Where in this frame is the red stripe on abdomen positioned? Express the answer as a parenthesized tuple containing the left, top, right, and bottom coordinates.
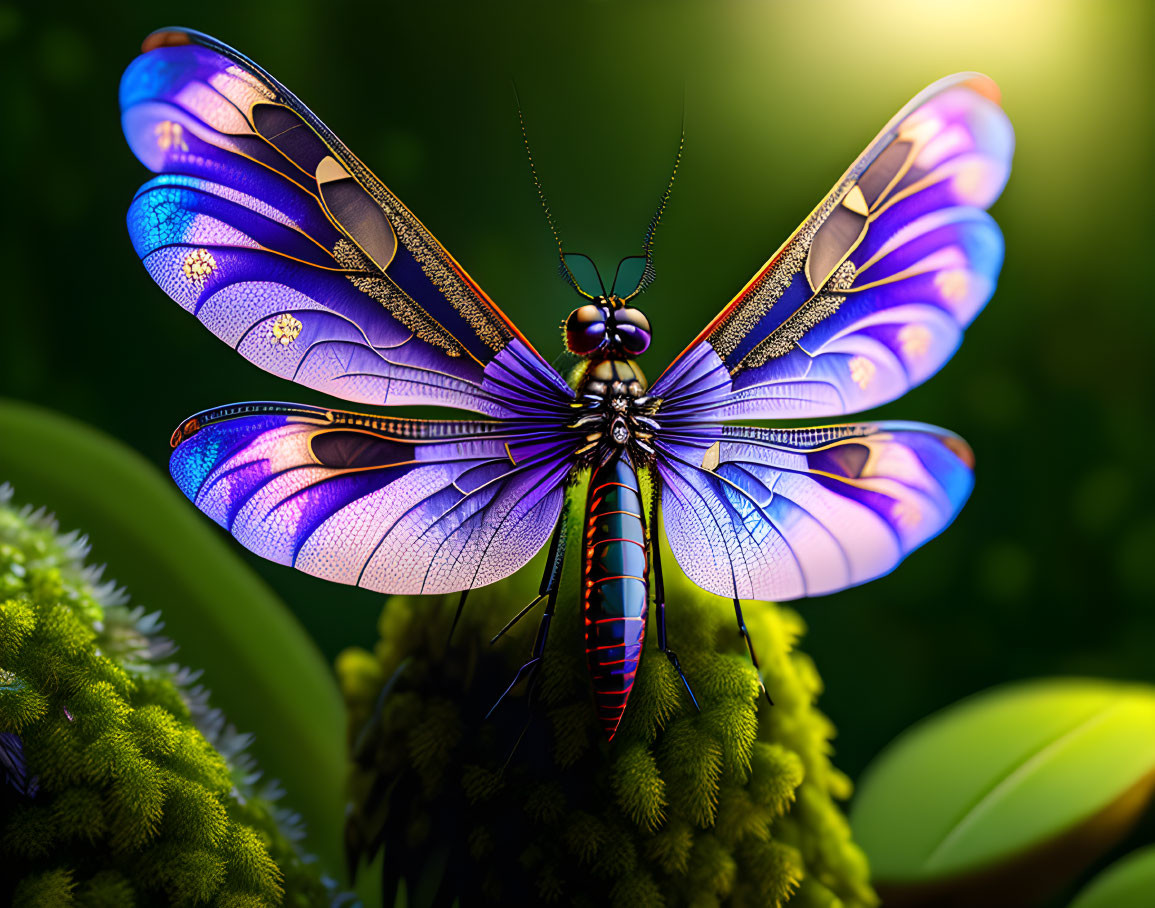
(582, 452, 648, 740)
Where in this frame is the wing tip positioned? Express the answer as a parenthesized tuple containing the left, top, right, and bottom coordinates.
(961, 73, 1003, 107)
(141, 28, 195, 54)
(929, 71, 1003, 107)
(169, 401, 331, 450)
(878, 421, 977, 472)
(942, 433, 976, 471)
(170, 414, 201, 448)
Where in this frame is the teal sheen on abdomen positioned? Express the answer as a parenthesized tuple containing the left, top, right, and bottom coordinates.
(582, 450, 648, 740)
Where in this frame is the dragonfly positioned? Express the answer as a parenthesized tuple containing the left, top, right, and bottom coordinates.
(121, 28, 1012, 739)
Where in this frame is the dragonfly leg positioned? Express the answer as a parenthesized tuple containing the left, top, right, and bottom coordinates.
(446, 589, 469, 646)
(655, 591, 700, 712)
(646, 488, 699, 711)
(731, 596, 774, 706)
(485, 589, 556, 719)
(485, 515, 567, 719)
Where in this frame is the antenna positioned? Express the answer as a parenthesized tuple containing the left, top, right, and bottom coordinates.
(628, 108, 684, 300)
(513, 83, 593, 299)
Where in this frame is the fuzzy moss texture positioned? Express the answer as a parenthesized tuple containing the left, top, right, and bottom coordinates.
(0, 486, 337, 907)
(341, 489, 878, 908)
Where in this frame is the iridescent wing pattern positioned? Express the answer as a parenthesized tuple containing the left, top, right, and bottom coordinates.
(652, 73, 1013, 421)
(650, 74, 1011, 600)
(121, 26, 1009, 696)
(121, 28, 572, 418)
(655, 423, 974, 601)
(168, 403, 580, 594)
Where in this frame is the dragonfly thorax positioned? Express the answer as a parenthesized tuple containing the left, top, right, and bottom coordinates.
(571, 359, 659, 460)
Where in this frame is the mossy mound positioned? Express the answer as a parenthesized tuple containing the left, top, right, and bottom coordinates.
(0, 485, 338, 907)
(341, 506, 876, 908)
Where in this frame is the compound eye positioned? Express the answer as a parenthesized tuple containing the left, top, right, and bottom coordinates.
(565, 304, 608, 355)
(613, 307, 652, 355)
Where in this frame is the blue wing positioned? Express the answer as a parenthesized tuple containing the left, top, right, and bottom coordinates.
(653, 73, 1013, 422)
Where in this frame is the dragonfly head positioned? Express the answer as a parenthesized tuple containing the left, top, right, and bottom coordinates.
(564, 297, 651, 358)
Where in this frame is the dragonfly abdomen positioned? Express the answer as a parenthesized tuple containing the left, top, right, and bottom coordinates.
(582, 451, 648, 740)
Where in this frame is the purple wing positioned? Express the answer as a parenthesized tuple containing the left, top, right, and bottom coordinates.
(655, 423, 974, 601)
(169, 402, 581, 594)
(652, 73, 1013, 421)
(121, 28, 572, 419)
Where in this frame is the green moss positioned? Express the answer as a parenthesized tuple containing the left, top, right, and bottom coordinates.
(0, 486, 339, 906)
(341, 492, 877, 907)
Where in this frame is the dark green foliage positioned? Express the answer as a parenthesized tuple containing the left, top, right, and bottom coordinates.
(0, 487, 337, 906)
(341, 494, 876, 907)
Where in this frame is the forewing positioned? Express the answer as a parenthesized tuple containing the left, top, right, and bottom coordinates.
(656, 423, 974, 601)
(653, 74, 1012, 421)
(169, 402, 580, 594)
(121, 28, 572, 418)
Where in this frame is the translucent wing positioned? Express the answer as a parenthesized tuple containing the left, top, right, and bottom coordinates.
(560, 253, 606, 298)
(611, 256, 648, 299)
(653, 74, 1013, 420)
(121, 28, 572, 418)
(169, 402, 580, 594)
(655, 423, 974, 601)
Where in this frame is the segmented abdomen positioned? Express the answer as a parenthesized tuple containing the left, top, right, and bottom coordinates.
(583, 452, 648, 740)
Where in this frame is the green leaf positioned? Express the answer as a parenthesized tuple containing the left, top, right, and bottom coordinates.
(1069, 845, 1155, 908)
(850, 678, 1155, 904)
(0, 398, 345, 874)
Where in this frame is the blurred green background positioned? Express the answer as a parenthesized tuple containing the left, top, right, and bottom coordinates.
(1, 0, 1152, 796)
